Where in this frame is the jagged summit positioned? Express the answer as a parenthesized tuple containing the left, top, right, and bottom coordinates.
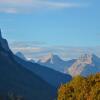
(79, 54, 92, 59)
(0, 29, 2, 38)
(0, 29, 10, 51)
(78, 53, 99, 64)
(38, 53, 62, 64)
(38, 53, 53, 63)
(38, 53, 71, 73)
(15, 52, 27, 61)
(68, 53, 100, 76)
(78, 53, 93, 64)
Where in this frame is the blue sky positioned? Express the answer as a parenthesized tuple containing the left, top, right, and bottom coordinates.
(0, 0, 100, 60)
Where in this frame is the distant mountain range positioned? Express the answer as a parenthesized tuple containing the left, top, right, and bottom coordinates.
(37, 53, 100, 77)
(15, 52, 72, 88)
(16, 51, 100, 77)
(38, 53, 75, 73)
(0, 29, 72, 100)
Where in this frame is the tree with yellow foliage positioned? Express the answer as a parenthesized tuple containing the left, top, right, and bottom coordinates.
(58, 73, 100, 100)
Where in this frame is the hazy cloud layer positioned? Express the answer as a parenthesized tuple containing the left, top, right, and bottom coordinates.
(0, 0, 87, 13)
(9, 41, 100, 61)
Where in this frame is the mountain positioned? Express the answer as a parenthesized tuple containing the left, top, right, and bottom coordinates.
(28, 59, 35, 63)
(38, 53, 76, 73)
(0, 29, 56, 100)
(0, 30, 10, 52)
(38, 53, 100, 77)
(16, 52, 36, 63)
(68, 54, 100, 76)
(15, 54, 72, 88)
(15, 52, 27, 61)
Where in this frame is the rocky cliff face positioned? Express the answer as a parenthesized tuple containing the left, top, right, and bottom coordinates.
(0, 29, 10, 51)
(68, 54, 100, 76)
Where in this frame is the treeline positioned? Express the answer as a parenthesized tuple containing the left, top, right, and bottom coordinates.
(58, 73, 100, 100)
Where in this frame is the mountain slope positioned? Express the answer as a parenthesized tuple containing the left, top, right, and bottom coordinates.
(0, 30, 56, 100)
(68, 54, 100, 76)
(15, 54, 72, 88)
(15, 52, 27, 61)
(38, 53, 100, 77)
(38, 53, 75, 73)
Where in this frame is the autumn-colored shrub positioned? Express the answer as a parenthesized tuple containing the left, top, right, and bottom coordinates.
(58, 73, 100, 100)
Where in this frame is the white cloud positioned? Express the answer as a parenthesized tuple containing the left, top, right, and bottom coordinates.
(9, 41, 45, 52)
(9, 41, 100, 61)
(0, 0, 33, 4)
(39, 1, 82, 9)
(0, 8, 17, 13)
(0, 0, 86, 13)
(12, 47, 43, 52)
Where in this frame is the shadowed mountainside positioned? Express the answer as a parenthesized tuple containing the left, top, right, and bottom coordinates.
(0, 30, 56, 100)
(15, 53, 72, 88)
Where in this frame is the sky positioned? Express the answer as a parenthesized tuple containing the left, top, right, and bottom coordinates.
(0, 0, 100, 60)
